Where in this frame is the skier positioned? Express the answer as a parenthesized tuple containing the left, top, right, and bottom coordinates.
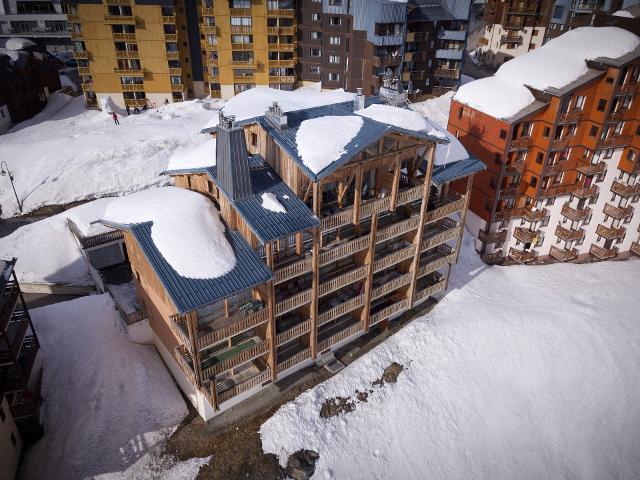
(112, 112, 119, 125)
(164, 98, 169, 105)
(126, 105, 130, 116)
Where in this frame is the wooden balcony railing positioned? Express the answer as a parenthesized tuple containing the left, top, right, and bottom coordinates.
(373, 245, 416, 273)
(555, 225, 585, 242)
(320, 236, 369, 266)
(162, 15, 176, 24)
(319, 266, 368, 297)
(424, 195, 465, 223)
(104, 14, 135, 23)
(202, 339, 271, 377)
(549, 246, 578, 262)
(422, 225, 460, 251)
(174, 345, 197, 384)
(433, 67, 460, 79)
(200, 6, 215, 15)
(508, 247, 537, 264)
(1, 284, 20, 331)
(268, 59, 296, 68)
(500, 34, 523, 44)
(275, 289, 312, 316)
(561, 203, 591, 221)
(513, 227, 540, 244)
(549, 137, 569, 150)
(269, 75, 296, 84)
(318, 295, 365, 326)
(318, 323, 362, 352)
(198, 307, 269, 350)
(267, 8, 295, 17)
(572, 185, 598, 198)
(509, 137, 531, 150)
(113, 67, 143, 75)
(589, 244, 619, 260)
(121, 83, 144, 91)
(72, 50, 90, 59)
(321, 207, 354, 232)
(217, 368, 271, 404)
(277, 348, 312, 374)
(576, 161, 605, 176)
(115, 51, 139, 60)
(397, 185, 423, 206)
(418, 250, 456, 277)
(603, 203, 633, 219)
(481, 250, 504, 264)
(370, 298, 409, 326)
(413, 279, 446, 303)
(201, 25, 217, 34)
(611, 180, 640, 197)
(361, 196, 392, 219)
(630, 241, 640, 257)
(376, 216, 420, 243)
(276, 319, 312, 346)
(615, 83, 638, 95)
(595, 224, 625, 240)
(371, 273, 412, 300)
(478, 229, 507, 244)
(598, 135, 632, 149)
(112, 32, 136, 41)
(274, 257, 312, 284)
(559, 111, 582, 123)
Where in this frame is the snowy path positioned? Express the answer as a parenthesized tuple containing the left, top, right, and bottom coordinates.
(21, 294, 208, 480)
(261, 232, 640, 480)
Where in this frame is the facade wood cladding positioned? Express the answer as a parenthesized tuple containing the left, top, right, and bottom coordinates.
(449, 53, 640, 265)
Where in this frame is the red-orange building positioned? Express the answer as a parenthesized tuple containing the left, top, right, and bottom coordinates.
(449, 26, 640, 264)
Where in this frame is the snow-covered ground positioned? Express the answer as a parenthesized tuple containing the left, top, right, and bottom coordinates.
(261, 231, 640, 479)
(22, 294, 209, 480)
(0, 92, 221, 218)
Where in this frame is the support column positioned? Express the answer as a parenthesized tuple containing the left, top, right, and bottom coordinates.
(353, 165, 363, 225)
(361, 213, 378, 332)
(453, 174, 475, 263)
(310, 227, 320, 358)
(390, 155, 401, 212)
(185, 310, 203, 387)
(265, 242, 278, 382)
(408, 144, 435, 308)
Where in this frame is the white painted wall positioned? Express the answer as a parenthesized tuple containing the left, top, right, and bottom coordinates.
(0, 396, 23, 480)
(478, 24, 547, 67)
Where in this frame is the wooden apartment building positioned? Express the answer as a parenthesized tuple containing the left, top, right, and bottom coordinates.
(449, 27, 640, 264)
(106, 93, 483, 419)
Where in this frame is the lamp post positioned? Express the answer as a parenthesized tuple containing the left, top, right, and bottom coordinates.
(0, 161, 22, 214)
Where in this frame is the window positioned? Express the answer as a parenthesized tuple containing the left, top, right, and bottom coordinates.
(328, 72, 340, 81)
(310, 65, 320, 74)
(568, 124, 577, 136)
(530, 176, 538, 187)
(499, 129, 507, 139)
(328, 55, 340, 63)
(311, 13, 321, 21)
(605, 77, 614, 84)
(536, 153, 543, 164)
(329, 0, 343, 5)
(521, 122, 532, 136)
(484, 200, 492, 211)
(458, 107, 464, 119)
(230, 17, 252, 26)
(329, 36, 341, 45)
(494, 153, 501, 165)
(597, 99, 607, 111)
(543, 126, 550, 137)
(628, 150, 636, 161)
(574, 95, 585, 110)
(330, 17, 341, 26)
(310, 48, 321, 57)
(589, 126, 598, 137)
(310, 31, 322, 40)
(251, 132, 258, 147)
(231, 34, 252, 44)
(553, 5, 564, 18)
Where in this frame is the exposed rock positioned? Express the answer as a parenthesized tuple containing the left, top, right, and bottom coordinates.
(319, 396, 355, 418)
(286, 449, 320, 480)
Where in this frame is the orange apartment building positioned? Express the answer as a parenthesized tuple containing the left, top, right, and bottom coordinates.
(449, 26, 640, 264)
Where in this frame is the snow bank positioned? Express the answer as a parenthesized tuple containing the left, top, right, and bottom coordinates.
(202, 87, 355, 129)
(21, 294, 190, 480)
(103, 187, 235, 279)
(356, 104, 429, 131)
(261, 232, 640, 480)
(612, 9, 634, 16)
(0, 94, 219, 218)
(166, 137, 216, 171)
(296, 116, 363, 174)
(5, 37, 36, 50)
(411, 91, 454, 129)
(261, 192, 286, 213)
(454, 76, 536, 119)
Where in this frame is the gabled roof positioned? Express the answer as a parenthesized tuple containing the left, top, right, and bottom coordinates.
(126, 222, 272, 314)
(430, 156, 486, 186)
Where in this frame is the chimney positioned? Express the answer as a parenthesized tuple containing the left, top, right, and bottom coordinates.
(215, 113, 253, 201)
(265, 101, 288, 130)
(354, 87, 365, 111)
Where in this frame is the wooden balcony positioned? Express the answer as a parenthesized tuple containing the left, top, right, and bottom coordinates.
(595, 224, 625, 241)
(373, 245, 416, 273)
(433, 67, 460, 79)
(104, 14, 135, 24)
(274, 257, 312, 284)
(112, 32, 136, 41)
(230, 25, 253, 34)
(561, 203, 591, 221)
(549, 246, 578, 262)
(321, 207, 353, 232)
(418, 247, 456, 277)
(611, 180, 640, 197)
(478, 228, 507, 245)
(319, 266, 368, 297)
(360, 195, 392, 218)
(202, 339, 271, 377)
(275, 289, 312, 316)
(572, 185, 598, 199)
(197, 307, 269, 351)
(318, 295, 365, 326)
(317, 322, 362, 352)
(630, 242, 640, 257)
(175, 345, 197, 385)
(376, 216, 420, 243)
(424, 195, 465, 223)
(69, 31, 83, 40)
(67, 14, 79, 22)
(162, 15, 176, 24)
(268, 59, 295, 68)
(320, 236, 369, 266)
(413, 278, 446, 303)
(509, 137, 531, 150)
(200, 6, 215, 15)
(397, 185, 424, 206)
(123, 98, 147, 107)
(269, 75, 296, 84)
(267, 26, 295, 35)
(372, 272, 412, 300)
(508, 247, 537, 264)
(550, 137, 569, 150)
(81, 82, 93, 92)
(77, 66, 91, 75)
(555, 225, 585, 242)
(276, 319, 312, 346)
(603, 203, 633, 219)
(166, 51, 180, 59)
(277, 348, 311, 374)
(513, 227, 541, 244)
(217, 367, 271, 404)
(498, 185, 518, 198)
(164, 33, 178, 41)
(598, 135, 632, 149)
(576, 161, 605, 176)
(543, 163, 562, 175)
(422, 223, 460, 251)
(539, 184, 575, 198)
(520, 207, 549, 222)
(72, 50, 90, 60)
(615, 83, 638, 95)
(504, 160, 525, 175)
(558, 111, 582, 123)
(481, 250, 504, 265)
(370, 298, 409, 326)
(589, 244, 619, 260)
(233, 75, 254, 83)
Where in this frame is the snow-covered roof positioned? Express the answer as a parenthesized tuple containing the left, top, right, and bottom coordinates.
(355, 104, 432, 132)
(4, 37, 36, 51)
(454, 27, 640, 119)
(165, 137, 216, 172)
(612, 9, 634, 17)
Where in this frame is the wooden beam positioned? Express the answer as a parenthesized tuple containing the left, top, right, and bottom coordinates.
(265, 242, 277, 381)
(185, 311, 203, 388)
(408, 144, 435, 308)
(453, 174, 474, 264)
(312, 182, 322, 217)
(361, 213, 378, 332)
(353, 165, 363, 225)
(310, 228, 320, 358)
(295, 232, 303, 256)
(210, 378, 220, 412)
(303, 182, 313, 203)
(390, 155, 402, 212)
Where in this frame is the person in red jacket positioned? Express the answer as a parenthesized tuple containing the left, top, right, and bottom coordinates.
(112, 112, 119, 125)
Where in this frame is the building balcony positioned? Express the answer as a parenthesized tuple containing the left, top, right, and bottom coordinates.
(1, 335, 39, 393)
(503, 19, 525, 30)
(379, 54, 402, 67)
(268, 43, 295, 52)
(630, 241, 640, 257)
(274, 257, 312, 284)
(81, 82, 93, 92)
(615, 83, 638, 96)
(481, 250, 504, 265)
(201, 337, 271, 378)
(371, 271, 412, 301)
(596, 224, 625, 241)
(317, 319, 362, 352)
(104, 14, 135, 24)
(72, 50, 90, 60)
(112, 32, 136, 41)
(558, 111, 582, 123)
(550, 137, 569, 150)
(164, 33, 178, 41)
(166, 51, 180, 59)
(507, 3, 538, 14)
(67, 14, 79, 22)
(504, 159, 525, 175)
(277, 347, 311, 374)
(571, 1, 602, 12)
(413, 272, 447, 303)
(162, 15, 175, 24)
(555, 224, 585, 242)
(500, 34, 523, 44)
(201, 24, 217, 34)
(318, 292, 365, 327)
(421, 218, 460, 251)
(120, 83, 144, 91)
(195, 306, 269, 352)
(267, 8, 295, 17)
(478, 229, 507, 244)
(69, 31, 83, 40)
(374, 243, 416, 273)
(276, 288, 312, 317)
(123, 98, 148, 107)
(268, 58, 295, 68)
(433, 67, 460, 79)
(200, 6, 215, 15)
(402, 70, 425, 82)
(171, 83, 184, 92)
(509, 137, 531, 150)
(267, 26, 295, 35)
(319, 265, 368, 298)
(589, 244, 619, 260)
(0, 282, 19, 332)
(230, 25, 253, 34)
(231, 43, 253, 51)
(406, 31, 427, 43)
(543, 163, 562, 175)
(598, 135, 632, 149)
(113, 67, 143, 75)
(521, 207, 549, 222)
(576, 161, 605, 176)
(369, 297, 409, 326)
(115, 50, 139, 59)
(269, 75, 295, 84)
(216, 365, 271, 404)
(418, 244, 456, 278)
(276, 318, 312, 346)
(549, 246, 578, 262)
(513, 227, 541, 244)
(611, 180, 640, 197)
(603, 203, 633, 220)
(424, 193, 465, 223)
(561, 203, 591, 221)
(508, 247, 537, 264)
(403, 51, 425, 62)
(498, 184, 518, 198)
(168, 67, 182, 76)
(572, 185, 598, 199)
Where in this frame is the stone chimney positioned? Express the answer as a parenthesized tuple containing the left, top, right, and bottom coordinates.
(353, 88, 365, 111)
(265, 101, 288, 130)
(215, 113, 253, 201)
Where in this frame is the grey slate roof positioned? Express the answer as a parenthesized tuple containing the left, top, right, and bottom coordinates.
(128, 222, 272, 314)
(430, 156, 486, 186)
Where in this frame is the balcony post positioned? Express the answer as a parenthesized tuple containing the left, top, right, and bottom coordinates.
(210, 377, 220, 412)
(390, 154, 401, 212)
(408, 143, 435, 307)
(185, 310, 203, 387)
(453, 174, 474, 264)
(265, 242, 278, 382)
(361, 213, 378, 332)
(310, 227, 320, 358)
(353, 165, 363, 225)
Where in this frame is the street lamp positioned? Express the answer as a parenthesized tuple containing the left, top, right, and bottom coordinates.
(0, 161, 22, 214)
